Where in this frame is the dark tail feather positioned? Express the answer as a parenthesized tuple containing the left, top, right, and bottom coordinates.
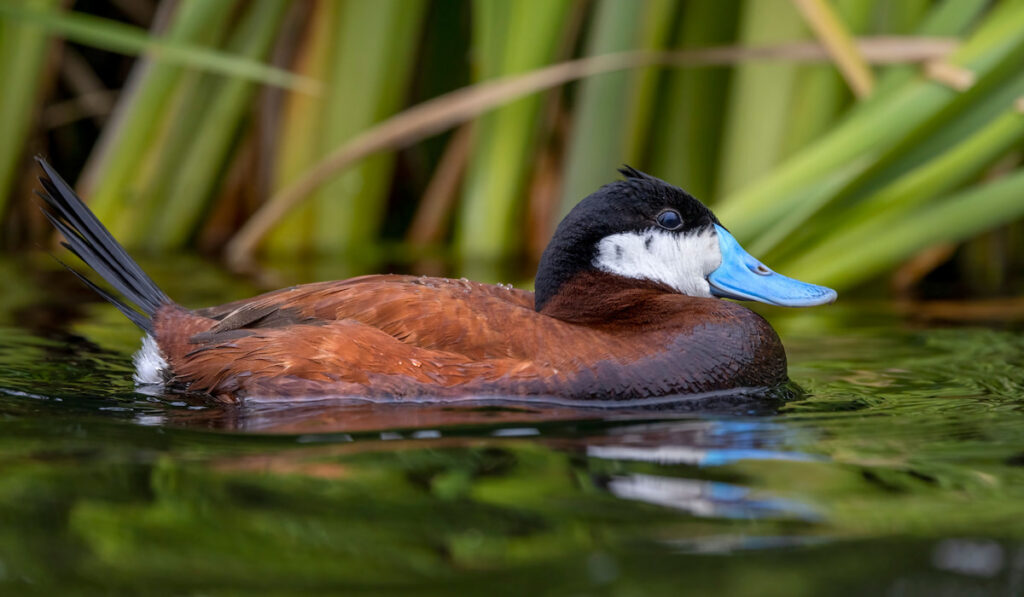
(35, 157, 171, 333)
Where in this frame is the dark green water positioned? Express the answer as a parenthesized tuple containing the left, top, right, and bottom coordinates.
(1, 255, 1023, 595)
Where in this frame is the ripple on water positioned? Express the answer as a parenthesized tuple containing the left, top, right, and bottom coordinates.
(1, 265, 1023, 594)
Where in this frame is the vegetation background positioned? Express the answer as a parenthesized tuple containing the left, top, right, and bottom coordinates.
(1, 0, 1023, 299)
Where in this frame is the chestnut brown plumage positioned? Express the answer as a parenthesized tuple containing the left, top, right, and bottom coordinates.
(148, 272, 785, 401)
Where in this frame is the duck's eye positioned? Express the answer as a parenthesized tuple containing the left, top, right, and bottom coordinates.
(656, 209, 683, 231)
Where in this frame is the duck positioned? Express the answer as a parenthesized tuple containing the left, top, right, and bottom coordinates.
(35, 158, 835, 403)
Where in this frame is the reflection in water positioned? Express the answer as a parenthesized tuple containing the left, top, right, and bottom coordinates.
(1, 255, 1024, 594)
(587, 419, 821, 466)
(156, 398, 611, 433)
(589, 443, 817, 466)
(605, 473, 820, 521)
(666, 534, 830, 555)
(141, 390, 787, 433)
(931, 539, 1007, 578)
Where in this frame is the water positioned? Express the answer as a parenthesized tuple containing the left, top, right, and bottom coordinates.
(1, 255, 1023, 595)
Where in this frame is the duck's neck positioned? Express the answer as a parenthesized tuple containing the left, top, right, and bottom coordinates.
(533, 227, 595, 313)
(536, 269, 683, 325)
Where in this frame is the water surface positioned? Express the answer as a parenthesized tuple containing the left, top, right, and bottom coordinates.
(1, 255, 1022, 595)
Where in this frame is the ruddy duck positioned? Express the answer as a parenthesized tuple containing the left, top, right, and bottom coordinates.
(36, 159, 835, 403)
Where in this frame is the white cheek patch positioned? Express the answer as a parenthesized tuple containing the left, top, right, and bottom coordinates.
(593, 227, 722, 297)
(133, 334, 169, 387)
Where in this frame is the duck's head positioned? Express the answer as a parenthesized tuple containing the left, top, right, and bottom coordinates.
(534, 167, 836, 314)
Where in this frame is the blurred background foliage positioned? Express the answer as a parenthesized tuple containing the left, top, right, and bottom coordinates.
(0, 0, 1023, 298)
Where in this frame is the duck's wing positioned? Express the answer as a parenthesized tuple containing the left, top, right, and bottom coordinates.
(151, 274, 578, 399)
(164, 312, 564, 400)
(179, 275, 549, 360)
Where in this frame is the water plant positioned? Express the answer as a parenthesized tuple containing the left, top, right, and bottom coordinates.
(0, 0, 1020, 295)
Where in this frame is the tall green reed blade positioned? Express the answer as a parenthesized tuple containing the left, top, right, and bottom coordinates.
(749, 0, 1000, 259)
(779, 105, 1024, 277)
(557, 0, 677, 218)
(116, 66, 223, 245)
(455, 0, 571, 260)
(79, 0, 237, 238)
(838, 40, 1024, 206)
(715, 0, 806, 196)
(0, 0, 56, 219)
(266, 2, 337, 256)
(308, 0, 426, 254)
(781, 0, 874, 157)
(100, 10, 237, 247)
(783, 165, 1024, 289)
(864, 0, 988, 100)
(620, 0, 681, 164)
(715, 0, 1024, 244)
(836, 107, 1024, 234)
(143, 0, 289, 250)
(877, 0, 931, 34)
(0, 2, 317, 92)
(647, 0, 738, 200)
(768, 52, 1024, 262)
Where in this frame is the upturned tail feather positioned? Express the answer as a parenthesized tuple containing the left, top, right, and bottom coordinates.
(35, 156, 172, 333)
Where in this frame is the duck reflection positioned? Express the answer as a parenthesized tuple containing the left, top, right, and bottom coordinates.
(149, 390, 788, 433)
(142, 396, 823, 538)
(604, 473, 819, 521)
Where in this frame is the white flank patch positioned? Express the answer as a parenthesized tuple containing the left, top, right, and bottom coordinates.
(593, 227, 721, 297)
(132, 334, 169, 387)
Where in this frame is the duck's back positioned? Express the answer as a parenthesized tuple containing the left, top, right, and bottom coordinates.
(149, 275, 787, 401)
(190, 275, 546, 359)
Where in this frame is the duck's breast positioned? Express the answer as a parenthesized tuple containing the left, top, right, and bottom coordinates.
(539, 296, 788, 399)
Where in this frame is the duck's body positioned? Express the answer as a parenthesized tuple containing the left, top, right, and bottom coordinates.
(149, 272, 784, 401)
(36, 160, 833, 403)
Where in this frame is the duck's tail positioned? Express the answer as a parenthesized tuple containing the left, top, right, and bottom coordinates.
(35, 157, 172, 334)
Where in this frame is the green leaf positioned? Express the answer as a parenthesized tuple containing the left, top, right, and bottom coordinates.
(715, 0, 806, 196)
(715, 0, 1024, 243)
(310, 0, 427, 253)
(0, 2, 319, 93)
(647, 0, 739, 200)
(0, 0, 57, 219)
(785, 167, 1024, 288)
(455, 0, 572, 259)
(145, 0, 291, 249)
(80, 0, 238, 238)
(557, 0, 679, 218)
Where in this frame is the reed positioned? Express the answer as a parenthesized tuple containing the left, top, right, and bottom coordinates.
(781, 0, 874, 156)
(1, 0, 1022, 297)
(0, 0, 56, 216)
(455, 0, 571, 260)
(785, 167, 1024, 287)
(556, 0, 678, 218)
(143, 0, 289, 250)
(264, 2, 336, 256)
(78, 1, 242, 239)
(715, 0, 806, 197)
(646, 0, 738, 200)
(716, 0, 1024, 244)
(268, 0, 426, 255)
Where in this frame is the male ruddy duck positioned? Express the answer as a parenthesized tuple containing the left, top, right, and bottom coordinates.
(36, 158, 835, 403)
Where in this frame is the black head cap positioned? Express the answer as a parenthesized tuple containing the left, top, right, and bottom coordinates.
(534, 167, 720, 311)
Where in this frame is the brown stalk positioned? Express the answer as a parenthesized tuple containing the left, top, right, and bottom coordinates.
(55, 47, 113, 126)
(77, 0, 178, 194)
(406, 123, 474, 247)
(225, 36, 958, 267)
(108, 0, 157, 26)
(791, 0, 874, 98)
(42, 90, 118, 128)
